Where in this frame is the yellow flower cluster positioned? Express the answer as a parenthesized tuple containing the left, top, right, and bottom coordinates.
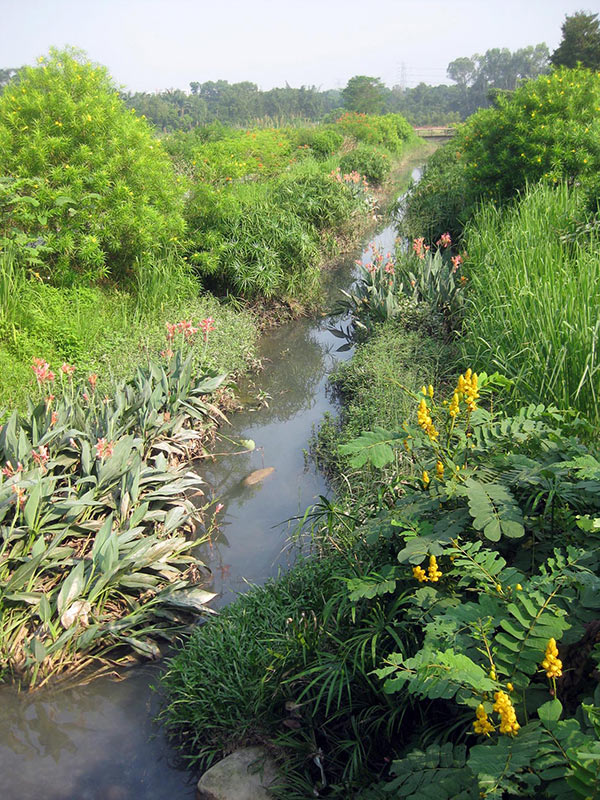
(473, 704, 494, 736)
(422, 469, 430, 487)
(436, 460, 445, 480)
(493, 690, 520, 735)
(418, 399, 439, 441)
(412, 555, 442, 583)
(541, 638, 562, 679)
(428, 555, 442, 582)
(457, 368, 480, 412)
(449, 391, 460, 418)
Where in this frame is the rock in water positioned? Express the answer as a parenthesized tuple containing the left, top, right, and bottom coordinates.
(241, 467, 275, 487)
(196, 746, 277, 800)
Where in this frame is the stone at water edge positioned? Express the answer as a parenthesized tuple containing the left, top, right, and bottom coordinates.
(196, 746, 278, 800)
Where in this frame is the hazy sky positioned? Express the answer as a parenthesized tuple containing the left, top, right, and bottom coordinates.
(1, 1, 594, 92)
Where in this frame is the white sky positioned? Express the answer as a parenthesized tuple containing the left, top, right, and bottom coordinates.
(0, 0, 595, 92)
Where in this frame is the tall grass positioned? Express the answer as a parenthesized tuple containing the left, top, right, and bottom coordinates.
(461, 182, 600, 425)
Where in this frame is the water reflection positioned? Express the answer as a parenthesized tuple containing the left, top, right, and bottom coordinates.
(0, 666, 196, 800)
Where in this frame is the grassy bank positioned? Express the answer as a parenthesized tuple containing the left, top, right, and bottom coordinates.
(460, 182, 600, 426)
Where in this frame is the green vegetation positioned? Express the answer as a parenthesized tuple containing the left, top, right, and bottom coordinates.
(402, 65, 600, 242)
(460, 182, 600, 426)
(160, 61, 600, 798)
(0, 47, 417, 408)
(0, 45, 419, 694)
(0, 341, 228, 688)
(0, 47, 184, 284)
(551, 10, 600, 69)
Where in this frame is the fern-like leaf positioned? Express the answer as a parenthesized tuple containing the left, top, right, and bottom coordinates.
(465, 478, 525, 541)
(339, 427, 402, 468)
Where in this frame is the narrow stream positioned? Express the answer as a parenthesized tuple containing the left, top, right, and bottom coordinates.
(0, 167, 422, 800)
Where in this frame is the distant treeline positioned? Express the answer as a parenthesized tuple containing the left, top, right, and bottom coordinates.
(121, 44, 551, 129)
(0, 44, 550, 130)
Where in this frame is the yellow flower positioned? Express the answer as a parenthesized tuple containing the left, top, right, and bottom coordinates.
(412, 565, 428, 582)
(493, 690, 520, 735)
(422, 470, 430, 488)
(473, 704, 494, 736)
(427, 555, 442, 582)
(428, 384, 434, 398)
(541, 638, 562, 679)
(436, 460, 444, 480)
(417, 399, 438, 441)
(449, 392, 460, 419)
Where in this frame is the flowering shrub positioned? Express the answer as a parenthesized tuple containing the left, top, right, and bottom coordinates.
(0, 48, 185, 284)
(461, 66, 600, 201)
(339, 145, 391, 184)
(333, 111, 413, 151)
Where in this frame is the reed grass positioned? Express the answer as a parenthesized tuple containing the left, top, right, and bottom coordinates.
(461, 182, 600, 425)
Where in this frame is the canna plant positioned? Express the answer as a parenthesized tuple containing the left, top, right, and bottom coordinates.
(332, 243, 403, 334)
(0, 327, 230, 688)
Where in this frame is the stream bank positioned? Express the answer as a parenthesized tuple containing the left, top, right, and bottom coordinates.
(0, 154, 428, 800)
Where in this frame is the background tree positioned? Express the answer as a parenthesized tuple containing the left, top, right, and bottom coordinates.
(0, 67, 19, 89)
(342, 75, 387, 114)
(550, 10, 600, 69)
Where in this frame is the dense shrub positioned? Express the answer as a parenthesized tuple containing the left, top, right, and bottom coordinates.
(461, 66, 600, 200)
(333, 111, 413, 152)
(403, 66, 600, 241)
(164, 126, 299, 184)
(183, 182, 321, 298)
(294, 126, 344, 159)
(0, 48, 185, 284)
(273, 163, 356, 230)
(400, 142, 474, 242)
(340, 146, 391, 184)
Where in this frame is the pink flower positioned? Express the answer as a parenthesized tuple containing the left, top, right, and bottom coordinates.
(199, 317, 215, 341)
(178, 319, 199, 340)
(32, 358, 55, 384)
(88, 373, 98, 390)
(215, 503, 224, 514)
(61, 363, 76, 377)
(32, 445, 49, 470)
(51, 410, 58, 426)
(2, 460, 22, 478)
(95, 438, 114, 461)
(413, 237, 426, 259)
(451, 254, 463, 273)
(384, 262, 395, 275)
(12, 484, 26, 508)
(436, 232, 452, 248)
(166, 322, 178, 342)
(160, 348, 174, 359)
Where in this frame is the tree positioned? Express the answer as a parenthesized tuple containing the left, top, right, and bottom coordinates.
(342, 75, 387, 114)
(551, 11, 600, 69)
(447, 57, 476, 88)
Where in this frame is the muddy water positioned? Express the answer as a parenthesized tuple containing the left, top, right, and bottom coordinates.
(0, 167, 422, 800)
